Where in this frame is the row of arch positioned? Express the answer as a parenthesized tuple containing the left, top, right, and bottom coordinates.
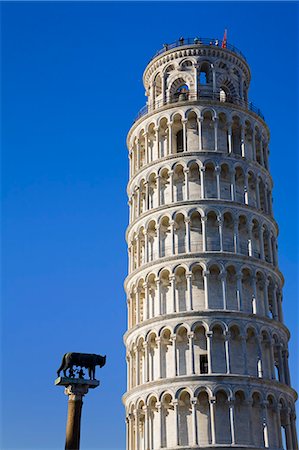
(127, 263, 283, 328)
(129, 160, 273, 222)
(129, 109, 269, 177)
(129, 210, 278, 273)
(144, 45, 250, 86)
(148, 56, 248, 104)
(126, 388, 297, 449)
(127, 322, 290, 390)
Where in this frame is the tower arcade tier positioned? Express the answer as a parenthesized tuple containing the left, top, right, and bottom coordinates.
(123, 37, 298, 450)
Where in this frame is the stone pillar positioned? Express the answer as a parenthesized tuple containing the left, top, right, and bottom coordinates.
(134, 409, 140, 450)
(227, 122, 232, 154)
(220, 271, 227, 310)
(168, 121, 173, 155)
(225, 331, 231, 374)
(240, 124, 245, 157)
(203, 269, 209, 309)
(262, 401, 269, 448)
(213, 117, 218, 151)
(215, 166, 221, 199)
(185, 218, 191, 253)
(170, 274, 176, 313)
(191, 397, 198, 446)
(230, 171, 236, 201)
(64, 385, 88, 450)
(182, 119, 187, 152)
(229, 400, 236, 445)
(155, 127, 160, 158)
(156, 175, 161, 207)
(241, 334, 248, 375)
(54, 378, 100, 450)
(186, 271, 193, 311)
(236, 272, 242, 311)
(209, 397, 217, 445)
(143, 406, 149, 450)
(202, 216, 207, 252)
(184, 168, 189, 200)
(198, 118, 203, 150)
(218, 216, 223, 252)
(173, 400, 179, 446)
(169, 170, 174, 202)
(206, 331, 213, 374)
(188, 332, 195, 374)
(171, 334, 177, 377)
(200, 167, 205, 199)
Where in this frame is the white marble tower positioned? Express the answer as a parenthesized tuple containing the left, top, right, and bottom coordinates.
(123, 37, 298, 450)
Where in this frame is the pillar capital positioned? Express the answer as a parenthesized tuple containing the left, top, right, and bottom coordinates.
(64, 384, 89, 401)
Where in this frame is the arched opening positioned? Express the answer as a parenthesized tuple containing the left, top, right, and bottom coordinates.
(190, 211, 203, 252)
(206, 212, 220, 251)
(226, 265, 238, 310)
(202, 111, 215, 150)
(186, 111, 198, 151)
(176, 327, 188, 375)
(208, 265, 223, 309)
(215, 390, 231, 444)
(160, 168, 170, 205)
(229, 326, 244, 374)
(235, 391, 250, 445)
(189, 163, 201, 200)
(160, 269, 171, 315)
(160, 216, 171, 258)
(196, 391, 211, 445)
(160, 329, 173, 378)
(232, 116, 241, 156)
(223, 212, 234, 252)
(192, 265, 205, 311)
(174, 213, 186, 254)
(211, 325, 226, 372)
(173, 164, 185, 201)
(205, 163, 217, 198)
(161, 393, 175, 448)
(175, 267, 187, 312)
(178, 391, 192, 446)
(218, 112, 228, 152)
(220, 164, 231, 199)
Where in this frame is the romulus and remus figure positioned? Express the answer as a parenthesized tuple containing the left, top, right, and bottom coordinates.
(57, 352, 106, 380)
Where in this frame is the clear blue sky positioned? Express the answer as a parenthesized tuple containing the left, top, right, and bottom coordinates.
(1, 2, 298, 449)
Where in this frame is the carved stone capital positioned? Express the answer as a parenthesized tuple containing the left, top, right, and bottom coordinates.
(64, 384, 89, 401)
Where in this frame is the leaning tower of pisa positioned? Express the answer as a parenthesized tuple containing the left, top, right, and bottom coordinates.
(123, 37, 298, 450)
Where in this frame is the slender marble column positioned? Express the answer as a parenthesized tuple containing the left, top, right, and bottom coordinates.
(188, 332, 195, 374)
(203, 270, 209, 309)
(209, 397, 216, 445)
(173, 400, 179, 446)
(229, 400, 236, 445)
(206, 331, 213, 374)
(168, 121, 173, 155)
(213, 117, 218, 151)
(186, 271, 193, 311)
(191, 397, 198, 446)
(225, 331, 231, 374)
(184, 168, 190, 200)
(182, 119, 187, 152)
(200, 167, 205, 199)
(197, 118, 203, 150)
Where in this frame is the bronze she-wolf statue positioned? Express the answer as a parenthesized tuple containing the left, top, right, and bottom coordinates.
(57, 352, 106, 380)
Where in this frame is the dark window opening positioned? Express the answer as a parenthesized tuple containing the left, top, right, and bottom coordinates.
(200, 355, 208, 374)
(176, 130, 183, 153)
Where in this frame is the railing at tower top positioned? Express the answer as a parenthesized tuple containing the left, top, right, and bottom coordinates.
(134, 91, 265, 123)
(149, 37, 247, 63)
